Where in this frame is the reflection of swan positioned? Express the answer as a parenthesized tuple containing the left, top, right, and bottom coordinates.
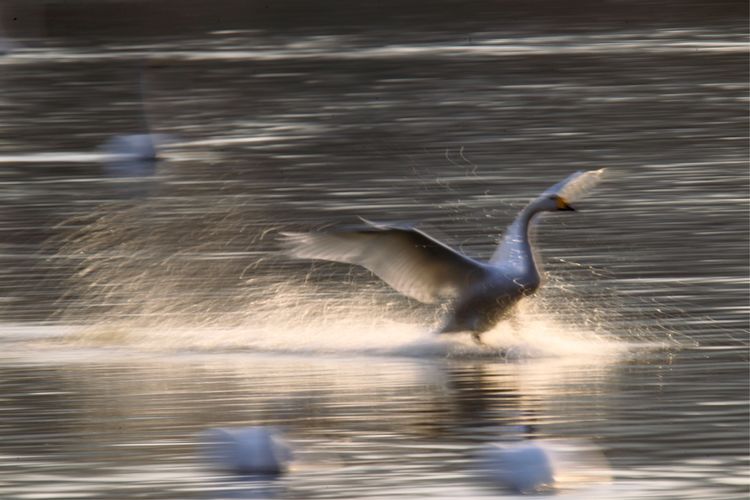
(201, 427, 293, 475)
(282, 170, 605, 343)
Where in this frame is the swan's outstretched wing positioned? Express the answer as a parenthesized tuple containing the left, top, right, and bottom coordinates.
(541, 168, 606, 202)
(281, 220, 487, 303)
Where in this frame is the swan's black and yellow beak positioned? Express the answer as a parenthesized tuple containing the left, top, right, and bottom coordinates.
(556, 196, 576, 211)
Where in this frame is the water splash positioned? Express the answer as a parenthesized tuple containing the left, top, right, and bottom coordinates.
(47, 192, 650, 361)
(60, 289, 630, 360)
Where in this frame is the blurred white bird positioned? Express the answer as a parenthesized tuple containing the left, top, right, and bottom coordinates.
(282, 169, 605, 343)
(100, 65, 173, 176)
(201, 427, 293, 475)
(474, 438, 612, 494)
(100, 133, 170, 179)
(476, 438, 611, 494)
(478, 440, 555, 493)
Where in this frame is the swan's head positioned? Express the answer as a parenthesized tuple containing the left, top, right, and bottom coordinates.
(538, 194, 576, 212)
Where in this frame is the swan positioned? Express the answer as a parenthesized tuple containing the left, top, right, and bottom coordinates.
(476, 437, 611, 493)
(282, 169, 605, 343)
(201, 427, 293, 475)
(100, 65, 172, 176)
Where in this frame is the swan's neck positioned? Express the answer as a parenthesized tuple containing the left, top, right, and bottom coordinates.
(514, 205, 542, 271)
(491, 202, 544, 284)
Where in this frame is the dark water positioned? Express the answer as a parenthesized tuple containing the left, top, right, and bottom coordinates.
(0, 1, 748, 498)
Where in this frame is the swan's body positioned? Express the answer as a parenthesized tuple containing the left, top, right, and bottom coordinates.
(477, 437, 611, 493)
(201, 427, 293, 475)
(282, 170, 604, 342)
(100, 133, 171, 178)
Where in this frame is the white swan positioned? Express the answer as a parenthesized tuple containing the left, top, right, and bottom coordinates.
(477, 437, 611, 493)
(201, 427, 293, 475)
(282, 169, 605, 343)
(100, 65, 172, 176)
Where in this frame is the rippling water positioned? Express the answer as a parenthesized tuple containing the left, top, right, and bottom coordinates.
(0, 2, 747, 499)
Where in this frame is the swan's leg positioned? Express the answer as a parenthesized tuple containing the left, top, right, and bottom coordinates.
(434, 314, 487, 345)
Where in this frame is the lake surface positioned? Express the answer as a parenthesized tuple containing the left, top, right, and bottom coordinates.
(0, 1, 747, 498)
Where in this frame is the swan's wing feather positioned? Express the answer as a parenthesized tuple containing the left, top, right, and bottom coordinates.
(281, 222, 486, 303)
(541, 168, 606, 202)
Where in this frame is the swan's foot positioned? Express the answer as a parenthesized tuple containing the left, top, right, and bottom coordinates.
(431, 328, 485, 346)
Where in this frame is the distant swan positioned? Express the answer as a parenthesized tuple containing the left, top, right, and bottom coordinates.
(201, 427, 293, 475)
(100, 65, 171, 177)
(282, 169, 605, 343)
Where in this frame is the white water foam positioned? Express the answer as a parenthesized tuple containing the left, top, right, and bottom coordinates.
(58, 298, 630, 361)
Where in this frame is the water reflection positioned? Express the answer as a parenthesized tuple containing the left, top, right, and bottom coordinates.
(0, 350, 625, 498)
(0, 331, 747, 498)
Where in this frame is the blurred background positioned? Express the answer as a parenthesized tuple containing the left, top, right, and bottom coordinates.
(0, 0, 747, 498)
